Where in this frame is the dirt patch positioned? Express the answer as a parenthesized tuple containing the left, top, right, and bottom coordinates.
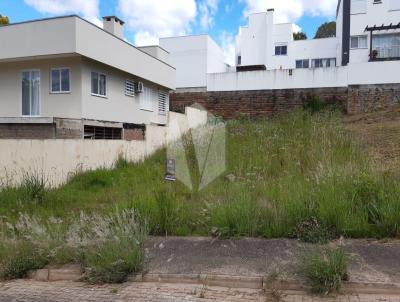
(344, 105, 400, 173)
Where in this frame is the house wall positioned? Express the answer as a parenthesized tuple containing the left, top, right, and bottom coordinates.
(160, 35, 208, 88)
(0, 57, 82, 119)
(81, 58, 168, 125)
(0, 16, 175, 90)
(0, 109, 208, 188)
(349, 0, 400, 64)
(236, 11, 339, 70)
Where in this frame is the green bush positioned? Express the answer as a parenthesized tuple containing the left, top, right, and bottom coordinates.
(302, 248, 348, 295)
(293, 217, 335, 244)
(303, 96, 326, 113)
(21, 171, 47, 203)
(0, 241, 48, 280)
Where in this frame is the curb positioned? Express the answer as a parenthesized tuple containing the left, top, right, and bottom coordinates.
(27, 268, 400, 295)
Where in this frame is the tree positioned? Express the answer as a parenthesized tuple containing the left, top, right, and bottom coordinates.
(314, 21, 336, 39)
(293, 32, 307, 40)
(0, 14, 10, 26)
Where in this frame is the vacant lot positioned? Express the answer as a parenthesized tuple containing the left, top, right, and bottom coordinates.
(0, 108, 400, 281)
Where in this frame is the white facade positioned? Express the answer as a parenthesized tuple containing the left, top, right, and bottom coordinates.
(0, 15, 175, 130)
(236, 10, 339, 70)
(160, 35, 227, 89)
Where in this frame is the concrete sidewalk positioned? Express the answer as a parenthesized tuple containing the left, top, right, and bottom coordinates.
(144, 237, 400, 285)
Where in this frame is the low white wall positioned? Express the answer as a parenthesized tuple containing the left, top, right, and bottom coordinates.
(0, 108, 208, 188)
(207, 61, 400, 91)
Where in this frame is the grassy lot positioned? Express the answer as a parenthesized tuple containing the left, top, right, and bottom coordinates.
(1, 108, 400, 281)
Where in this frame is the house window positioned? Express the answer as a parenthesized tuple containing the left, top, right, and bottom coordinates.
(350, 36, 368, 49)
(51, 68, 70, 93)
(237, 55, 242, 65)
(125, 80, 135, 97)
(275, 45, 287, 56)
(372, 34, 400, 59)
(22, 70, 40, 116)
(351, 0, 366, 14)
(296, 59, 309, 69)
(84, 125, 122, 140)
(311, 58, 336, 68)
(140, 86, 155, 111)
(91, 72, 107, 97)
(158, 91, 169, 116)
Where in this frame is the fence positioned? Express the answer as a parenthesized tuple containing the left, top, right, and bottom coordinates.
(0, 108, 208, 187)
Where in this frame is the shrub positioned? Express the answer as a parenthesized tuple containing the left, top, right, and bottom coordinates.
(303, 96, 326, 113)
(21, 171, 47, 203)
(155, 190, 178, 236)
(293, 217, 335, 244)
(0, 241, 48, 280)
(302, 248, 348, 295)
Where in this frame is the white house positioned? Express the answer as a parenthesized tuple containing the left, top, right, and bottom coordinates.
(236, 9, 338, 71)
(159, 35, 227, 90)
(0, 15, 175, 139)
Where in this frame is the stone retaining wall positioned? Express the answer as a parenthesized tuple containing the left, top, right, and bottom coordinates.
(171, 84, 400, 119)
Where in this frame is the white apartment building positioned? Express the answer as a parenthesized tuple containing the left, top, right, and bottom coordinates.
(0, 15, 175, 139)
(160, 35, 227, 90)
(236, 10, 338, 71)
(163, 0, 400, 91)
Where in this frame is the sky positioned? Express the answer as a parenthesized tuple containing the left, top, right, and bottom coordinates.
(0, 0, 337, 65)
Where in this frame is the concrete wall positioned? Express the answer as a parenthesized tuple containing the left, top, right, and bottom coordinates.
(0, 109, 208, 187)
(207, 61, 400, 91)
(0, 57, 82, 118)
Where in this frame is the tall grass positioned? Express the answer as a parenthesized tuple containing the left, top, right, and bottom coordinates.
(0, 109, 399, 243)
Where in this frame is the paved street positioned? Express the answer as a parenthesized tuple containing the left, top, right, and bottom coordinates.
(1, 280, 400, 302)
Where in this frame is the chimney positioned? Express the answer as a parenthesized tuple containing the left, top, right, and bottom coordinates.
(103, 16, 125, 39)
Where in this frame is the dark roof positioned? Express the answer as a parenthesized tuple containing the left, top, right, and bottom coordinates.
(102, 16, 125, 25)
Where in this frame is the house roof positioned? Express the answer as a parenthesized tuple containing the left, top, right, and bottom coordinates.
(0, 15, 175, 90)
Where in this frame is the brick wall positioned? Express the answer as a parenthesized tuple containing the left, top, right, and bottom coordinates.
(170, 84, 400, 119)
(123, 128, 145, 141)
(347, 84, 400, 114)
(170, 87, 348, 119)
(0, 124, 55, 139)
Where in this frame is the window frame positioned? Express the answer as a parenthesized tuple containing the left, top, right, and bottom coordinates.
(125, 79, 135, 97)
(91, 71, 107, 98)
(295, 59, 310, 69)
(275, 45, 288, 56)
(21, 69, 41, 117)
(50, 67, 71, 94)
(140, 85, 155, 112)
(311, 58, 336, 68)
(350, 35, 368, 49)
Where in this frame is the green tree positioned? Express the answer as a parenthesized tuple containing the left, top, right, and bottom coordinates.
(314, 21, 336, 39)
(293, 32, 308, 40)
(0, 14, 10, 26)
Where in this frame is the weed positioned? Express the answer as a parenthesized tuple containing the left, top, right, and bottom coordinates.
(301, 248, 348, 295)
(20, 171, 47, 203)
(293, 217, 335, 244)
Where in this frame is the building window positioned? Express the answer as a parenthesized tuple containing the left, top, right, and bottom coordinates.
(237, 55, 242, 65)
(84, 125, 122, 140)
(275, 45, 287, 56)
(158, 91, 169, 116)
(350, 36, 368, 49)
(125, 80, 135, 97)
(351, 0, 366, 14)
(51, 68, 70, 93)
(91, 72, 107, 97)
(311, 58, 336, 68)
(295, 59, 309, 69)
(21, 70, 40, 116)
(372, 34, 400, 59)
(140, 86, 155, 111)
